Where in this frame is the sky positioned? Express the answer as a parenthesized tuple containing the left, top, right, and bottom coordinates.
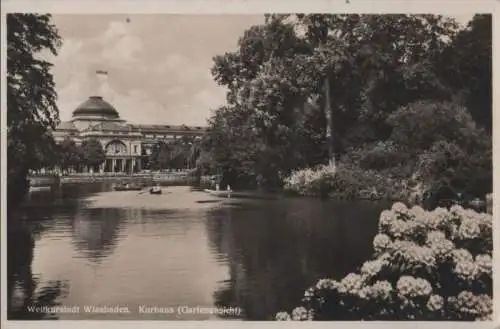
(50, 14, 264, 126)
(49, 14, 473, 127)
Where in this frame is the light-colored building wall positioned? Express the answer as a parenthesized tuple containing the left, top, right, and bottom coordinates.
(53, 95, 206, 173)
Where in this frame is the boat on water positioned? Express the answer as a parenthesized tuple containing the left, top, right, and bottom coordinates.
(29, 186, 51, 192)
(149, 186, 162, 195)
(113, 183, 143, 191)
(204, 189, 233, 197)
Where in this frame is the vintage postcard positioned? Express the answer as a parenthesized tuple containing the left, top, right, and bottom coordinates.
(1, 0, 497, 328)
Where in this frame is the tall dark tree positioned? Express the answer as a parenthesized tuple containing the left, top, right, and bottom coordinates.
(7, 14, 62, 206)
(58, 138, 83, 171)
(149, 142, 171, 170)
(438, 14, 492, 132)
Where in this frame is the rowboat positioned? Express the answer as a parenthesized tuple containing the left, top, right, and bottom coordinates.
(149, 186, 162, 195)
(204, 189, 232, 197)
(29, 186, 51, 192)
(114, 183, 143, 191)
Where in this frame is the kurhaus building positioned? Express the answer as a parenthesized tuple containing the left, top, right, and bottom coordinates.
(53, 95, 206, 173)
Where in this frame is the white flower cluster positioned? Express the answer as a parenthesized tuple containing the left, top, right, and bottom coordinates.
(290, 306, 313, 321)
(393, 240, 436, 268)
(379, 205, 447, 238)
(373, 233, 393, 253)
(378, 210, 394, 231)
(337, 273, 365, 295)
(302, 279, 340, 303)
(452, 248, 474, 263)
(315, 278, 339, 291)
(358, 280, 393, 301)
(361, 259, 388, 277)
(453, 261, 478, 281)
(396, 276, 433, 298)
(475, 254, 492, 276)
(275, 311, 292, 321)
(429, 238, 455, 261)
(426, 294, 444, 311)
(450, 291, 493, 317)
(279, 203, 493, 321)
(283, 164, 336, 195)
(392, 202, 408, 214)
(458, 219, 482, 240)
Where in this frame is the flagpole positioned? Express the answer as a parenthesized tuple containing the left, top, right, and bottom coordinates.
(95, 70, 109, 97)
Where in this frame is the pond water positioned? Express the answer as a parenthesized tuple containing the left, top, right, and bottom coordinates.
(7, 182, 392, 320)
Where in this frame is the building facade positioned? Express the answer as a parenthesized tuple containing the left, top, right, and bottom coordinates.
(53, 95, 206, 173)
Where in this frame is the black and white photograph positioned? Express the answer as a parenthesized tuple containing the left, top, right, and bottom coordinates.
(2, 1, 495, 326)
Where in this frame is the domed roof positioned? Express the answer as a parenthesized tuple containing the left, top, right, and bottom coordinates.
(72, 96, 119, 119)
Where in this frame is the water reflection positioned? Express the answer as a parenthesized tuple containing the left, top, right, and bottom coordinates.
(9, 183, 391, 320)
(205, 198, 391, 320)
(71, 208, 125, 262)
(8, 214, 69, 320)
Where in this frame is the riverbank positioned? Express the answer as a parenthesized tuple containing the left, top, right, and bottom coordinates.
(28, 173, 213, 186)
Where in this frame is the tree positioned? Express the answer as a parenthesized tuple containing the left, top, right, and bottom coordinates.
(386, 101, 482, 153)
(7, 14, 62, 206)
(438, 14, 492, 132)
(149, 142, 171, 170)
(81, 138, 106, 171)
(207, 14, 462, 189)
(58, 138, 83, 172)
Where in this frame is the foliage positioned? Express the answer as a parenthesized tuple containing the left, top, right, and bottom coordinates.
(205, 14, 490, 191)
(81, 138, 106, 169)
(57, 138, 83, 170)
(438, 14, 492, 132)
(386, 101, 482, 153)
(149, 142, 171, 170)
(7, 14, 61, 206)
(195, 149, 216, 175)
(283, 162, 412, 201)
(283, 164, 337, 197)
(276, 203, 492, 321)
(347, 141, 407, 171)
(149, 136, 197, 170)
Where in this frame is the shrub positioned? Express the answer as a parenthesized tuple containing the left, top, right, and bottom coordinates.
(276, 203, 492, 321)
(358, 141, 406, 170)
(283, 163, 411, 201)
(283, 164, 337, 197)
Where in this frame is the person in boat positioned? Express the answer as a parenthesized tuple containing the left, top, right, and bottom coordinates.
(150, 183, 161, 194)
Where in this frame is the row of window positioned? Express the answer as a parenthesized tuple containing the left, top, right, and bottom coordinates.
(144, 134, 179, 139)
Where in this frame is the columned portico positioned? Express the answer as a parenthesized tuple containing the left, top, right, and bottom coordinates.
(101, 157, 142, 173)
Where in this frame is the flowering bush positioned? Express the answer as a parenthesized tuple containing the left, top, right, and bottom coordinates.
(283, 163, 337, 197)
(276, 203, 492, 321)
(283, 163, 411, 200)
